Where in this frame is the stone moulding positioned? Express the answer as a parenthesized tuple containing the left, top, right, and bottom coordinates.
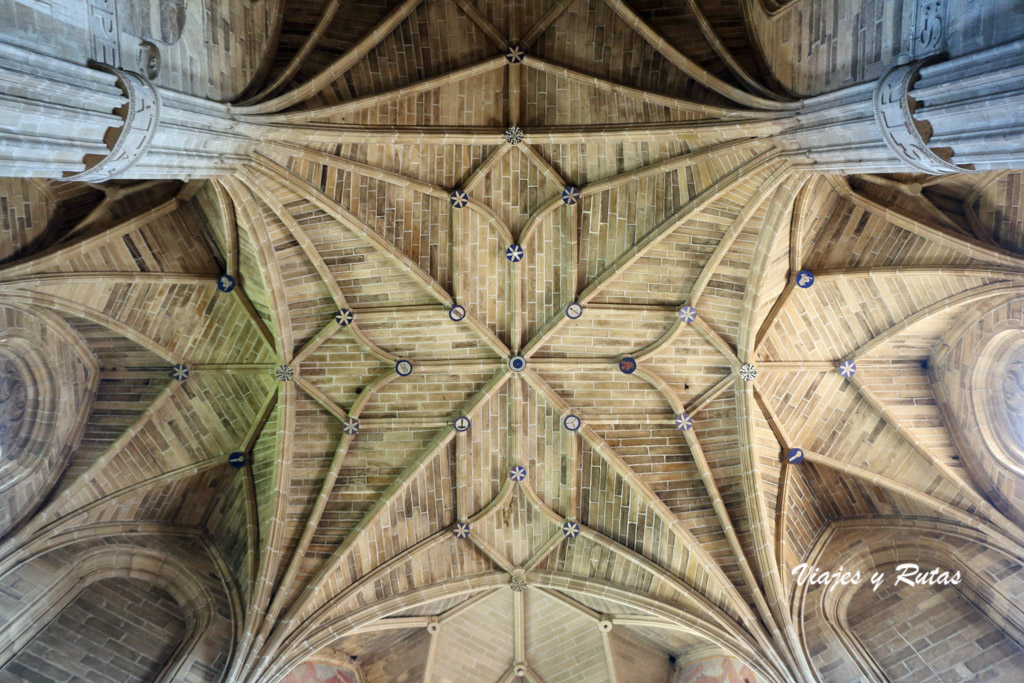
(64, 66, 161, 183)
(872, 60, 971, 175)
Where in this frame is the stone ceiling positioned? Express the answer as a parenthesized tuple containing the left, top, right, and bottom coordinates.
(1, 1, 1024, 682)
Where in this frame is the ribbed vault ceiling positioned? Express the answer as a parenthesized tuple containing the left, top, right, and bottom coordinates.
(2, 1, 1024, 682)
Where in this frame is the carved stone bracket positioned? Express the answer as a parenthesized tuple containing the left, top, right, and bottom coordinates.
(872, 61, 971, 175)
(64, 66, 161, 183)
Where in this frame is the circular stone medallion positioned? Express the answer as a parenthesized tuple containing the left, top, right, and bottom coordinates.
(449, 305, 466, 322)
(565, 302, 583, 319)
(619, 357, 637, 374)
(787, 448, 804, 464)
(796, 270, 815, 288)
(563, 414, 581, 431)
(677, 306, 697, 323)
(506, 244, 524, 263)
(509, 355, 526, 372)
(228, 452, 246, 468)
(396, 359, 414, 376)
(453, 415, 471, 432)
(449, 189, 469, 208)
(217, 274, 236, 293)
(335, 308, 354, 327)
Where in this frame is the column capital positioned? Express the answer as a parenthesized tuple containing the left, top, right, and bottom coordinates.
(872, 60, 972, 175)
(64, 66, 162, 183)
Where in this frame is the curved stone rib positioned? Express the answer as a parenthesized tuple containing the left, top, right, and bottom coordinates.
(259, 478, 517, 680)
(601, 0, 798, 111)
(220, 177, 294, 359)
(831, 177, 1024, 268)
(0, 197, 180, 279)
(753, 281, 794, 351)
(752, 388, 1024, 563)
(234, 0, 425, 115)
(520, 368, 774, 643)
(259, 369, 511, 655)
(242, 0, 348, 104)
(464, 145, 511, 194)
(0, 271, 216, 288)
(735, 382, 811, 679)
(453, 0, 506, 48)
(521, 139, 763, 247)
(517, 144, 568, 190)
(255, 534, 472, 683)
(684, 0, 782, 101)
(635, 167, 794, 362)
(578, 152, 776, 305)
(265, 143, 514, 245)
(250, 154, 511, 359)
(0, 290, 179, 362)
(240, 165, 397, 362)
(253, 120, 782, 146)
(247, 371, 399, 635)
(253, 57, 508, 124)
(736, 175, 802, 361)
(247, 156, 442, 302)
(640, 366, 806, 677)
(523, 56, 781, 120)
(18, 381, 273, 585)
(0, 381, 177, 559)
(847, 373, 1024, 546)
(234, 382, 295, 675)
(852, 281, 1024, 360)
(523, 151, 776, 360)
(517, 478, 784, 676)
(521, 0, 578, 47)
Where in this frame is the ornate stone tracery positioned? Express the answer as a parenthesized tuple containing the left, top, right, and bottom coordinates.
(1, 1, 1024, 681)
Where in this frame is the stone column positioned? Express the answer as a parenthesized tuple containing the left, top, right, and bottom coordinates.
(0, 41, 257, 180)
(778, 39, 1024, 174)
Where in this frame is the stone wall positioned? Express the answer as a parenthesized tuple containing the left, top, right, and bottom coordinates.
(0, 577, 186, 683)
(848, 564, 1024, 681)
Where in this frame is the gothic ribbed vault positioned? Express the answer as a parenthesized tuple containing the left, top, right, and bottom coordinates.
(2, 1, 1024, 682)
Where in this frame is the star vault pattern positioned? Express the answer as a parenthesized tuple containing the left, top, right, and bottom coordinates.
(2, 1, 1024, 682)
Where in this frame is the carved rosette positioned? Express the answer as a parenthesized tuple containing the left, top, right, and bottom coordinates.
(872, 61, 971, 175)
(65, 66, 161, 183)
